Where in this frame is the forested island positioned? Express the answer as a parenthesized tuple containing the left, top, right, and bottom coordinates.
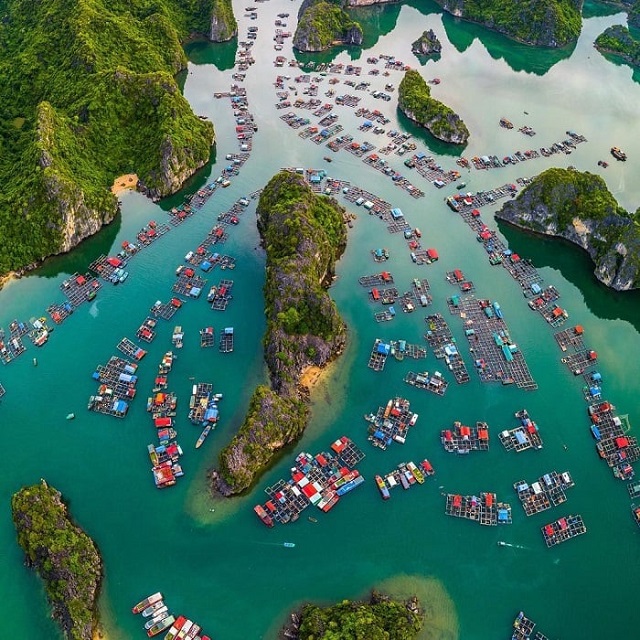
(398, 70, 469, 144)
(294, 1, 364, 51)
(281, 591, 424, 639)
(433, 0, 583, 47)
(595, 24, 640, 67)
(496, 168, 640, 290)
(411, 29, 443, 57)
(0, 0, 221, 277)
(209, 0, 238, 42)
(11, 480, 102, 640)
(212, 172, 348, 495)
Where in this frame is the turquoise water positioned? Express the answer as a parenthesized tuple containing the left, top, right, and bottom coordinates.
(2, 2, 640, 638)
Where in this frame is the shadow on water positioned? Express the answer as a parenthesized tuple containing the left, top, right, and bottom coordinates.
(582, 0, 628, 20)
(185, 38, 238, 71)
(497, 219, 640, 331)
(596, 49, 640, 85)
(396, 107, 467, 157)
(441, 12, 576, 75)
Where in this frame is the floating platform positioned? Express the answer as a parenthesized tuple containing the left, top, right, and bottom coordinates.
(454, 296, 537, 390)
(441, 421, 489, 454)
(200, 327, 215, 348)
(150, 299, 181, 320)
(511, 611, 550, 640)
(368, 338, 390, 371)
(404, 371, 448, 396)
(541, 514, 586, 547)
(359, 272, 394, 287)
(561, 349, 597, 376)
(59, 272, 101, 307)
(255, 436, 365, 526)
(424, 314, 469, 384)
(445, 492, 512, 525)
(554, 325, 585, 352)
(219, 327, 234, 353)
(117, 337, 147, 361)
(364, 397, 418, 449)
(47, 301, 74, 325)
(499, 409, 543, 452)
(136, 317, 157, 343)
(514, 470, 575, 516)
(210, 279, 234, 311)
(172, 272, 207, 299)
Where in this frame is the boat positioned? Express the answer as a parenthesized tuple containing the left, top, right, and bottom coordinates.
(146, 614, 175, 637)
(33, 357, 37, 366)
(164, 615, 187, 640)
(144, 608, 169, 629)
(308, 516, 318, 523)
(132, 591, 163, 614)
(611, 146, 627, 161)
(456, 182, 466, 189)
(375, 474, 390, 500)
(66, 413, 75, 420)
(323, 156, 332, 163)
(142, 599, 166, 617)
(195, 424, 212, 449)
(499, 117, 514, 129)
(497, 541, 507, 546)
(283, 542, 296, 548)
(254, 504, 274, 527)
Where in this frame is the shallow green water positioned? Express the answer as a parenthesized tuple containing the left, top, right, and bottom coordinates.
(2, 2, 640, 638)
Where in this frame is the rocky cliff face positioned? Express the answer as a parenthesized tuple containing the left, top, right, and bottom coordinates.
(496, 168, 640, 290)
(344, 0, 399, 5)
(36, 102, 119, 256)
(12, 480, 102, 640)
(213, 172, 348, 495)
(209, 0, 238, 42)
(434, 0, 583, 48)
(294, 1, 364, 52)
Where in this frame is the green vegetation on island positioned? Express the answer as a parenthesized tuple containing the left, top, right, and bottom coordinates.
(282, 590, 424, 640)
(213, 172, 347, 495)
(595, 24, 640, 66)
(496, 167, 640, 290)
(398, 69, 470, 144)
(0, 0, 217, 276)
(293, 1, 364, 52)
(434, 0, 583, 47)
(411, 29, 443, 57)
(209, 0, 238, 42)
(11, 480, 102, 640)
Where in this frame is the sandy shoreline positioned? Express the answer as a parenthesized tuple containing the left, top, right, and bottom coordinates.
(299, 362, 335, 392)
(0, 271, 18, 291)
(110, 173, 138, 196)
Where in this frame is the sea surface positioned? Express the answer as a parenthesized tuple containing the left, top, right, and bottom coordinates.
(1, 1, 640, 638)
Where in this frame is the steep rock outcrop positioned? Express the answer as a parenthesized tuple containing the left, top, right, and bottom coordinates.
(434, 0, 583, 47)
(412, 29, 442, 56)
(294, 1, 363, 52)
(12, 480, 102, 640)
(209, 0, 238, 42)
(595, 24, 640, 67)
(496, 168, 640, 290)
(398, 69, 469, 144)
(213, 172, 348, 495)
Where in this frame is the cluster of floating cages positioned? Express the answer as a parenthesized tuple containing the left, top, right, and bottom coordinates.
(511, 611, 550, 640)
(499, 409, 543, 452)
(404, 370, 448, 396)
(541, 514, 586, 547)
(364, 397, 418, 449)
(514, 470, 575, 516)
(424, 313, 469, 384)
(445, 492, 512, 525)
(441, 421, 490, 454)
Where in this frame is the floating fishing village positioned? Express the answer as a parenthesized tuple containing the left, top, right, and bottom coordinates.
(3, 2, 640, 639)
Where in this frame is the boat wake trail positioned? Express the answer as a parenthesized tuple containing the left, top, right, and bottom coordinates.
(497, 541, 529, 550)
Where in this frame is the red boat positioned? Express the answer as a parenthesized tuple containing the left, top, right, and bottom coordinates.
(254, 504, 274, 527)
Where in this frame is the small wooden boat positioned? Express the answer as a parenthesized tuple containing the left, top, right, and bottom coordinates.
(195, 424, 212, 449)
(308, 516, 318, 523)
(66, 413, 75, 420)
